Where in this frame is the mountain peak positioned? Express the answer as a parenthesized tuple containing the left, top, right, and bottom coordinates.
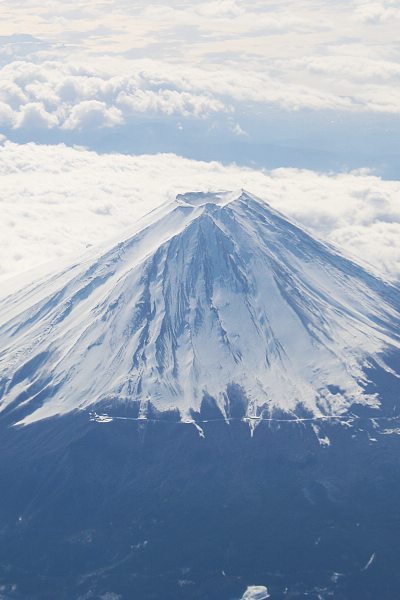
(175, 189, 251, 208)
(0, 190, 399, 426)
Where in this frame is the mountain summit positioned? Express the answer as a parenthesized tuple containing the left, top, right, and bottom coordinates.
(0, 190, 399, 425)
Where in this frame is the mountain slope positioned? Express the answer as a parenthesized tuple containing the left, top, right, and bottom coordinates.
(0, 190, 399, 425)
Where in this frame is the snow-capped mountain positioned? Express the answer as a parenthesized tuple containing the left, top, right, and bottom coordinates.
(0, 190, 399, 425)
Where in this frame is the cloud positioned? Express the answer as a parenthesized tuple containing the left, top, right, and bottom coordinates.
(0, 101, 15, 126)
(2, 56, 400, 178)
(285, 55, 400, 83)
(1, 0, 400, 148)
(3, 52, 400, 149)
(0, 61, 231, 134)
(195, 1, 245, 18)
(61, 100, 123, 130)
(355, 1, 400, 23)
(0, 141, 399, 290)
(15, 101, 59, 129)
(0, 34, 51, 67)
(117, 89, 227, 118)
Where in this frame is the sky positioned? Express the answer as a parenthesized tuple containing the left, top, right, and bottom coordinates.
(0, 0, 399, 285)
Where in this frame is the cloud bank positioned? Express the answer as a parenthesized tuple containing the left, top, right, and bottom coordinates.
(1, 1, 400, 176)
(1, 1, 400, 133)
(1, 141, 399, 290)
(0, 61, 229, 132)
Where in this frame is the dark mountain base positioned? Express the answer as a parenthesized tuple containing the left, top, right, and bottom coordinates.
(1, 411, 400, 599)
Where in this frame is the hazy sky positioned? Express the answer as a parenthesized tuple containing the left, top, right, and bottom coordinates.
(0, 0, 399, 284)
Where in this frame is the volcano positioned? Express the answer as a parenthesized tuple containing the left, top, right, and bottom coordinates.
(0, 190, 399, 426)
(1, 191, 400, 600)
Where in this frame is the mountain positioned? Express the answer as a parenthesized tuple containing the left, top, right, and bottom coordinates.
(1, 191, 400, 600)
(0, 190, 399, 427)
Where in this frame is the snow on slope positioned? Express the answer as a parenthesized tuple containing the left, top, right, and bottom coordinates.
(0, 190, 399, 425)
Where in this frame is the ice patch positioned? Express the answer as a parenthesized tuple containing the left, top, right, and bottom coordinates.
(362, 552, 376, 571)
(241, 585, 270, 600)
(90, 412, 113, 423)
(381, 428, 400, 435)
(311, 424, 331, 447)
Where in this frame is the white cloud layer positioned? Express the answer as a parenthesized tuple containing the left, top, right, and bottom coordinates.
(1, 141, 399, 289)
(0, 0, 399, 181)
(1, 0, 400, 143)
(0, 61, 229, 132)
